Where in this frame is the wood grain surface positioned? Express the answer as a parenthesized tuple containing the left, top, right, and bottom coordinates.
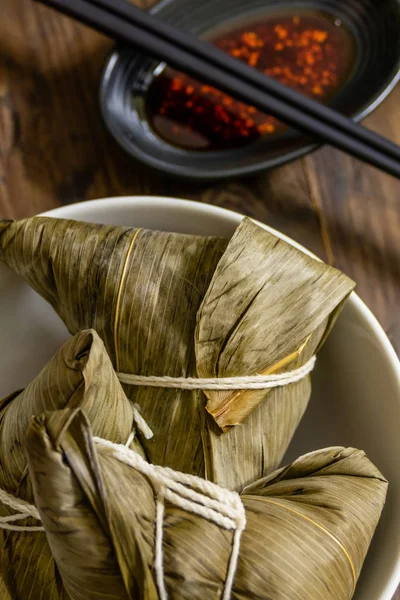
(0, 0, 399, 598)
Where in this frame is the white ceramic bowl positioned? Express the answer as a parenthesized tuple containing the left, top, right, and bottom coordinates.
(1, 196, 400, 600)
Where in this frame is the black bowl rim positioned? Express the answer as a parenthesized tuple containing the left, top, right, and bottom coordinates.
(99, 0, 400, 180)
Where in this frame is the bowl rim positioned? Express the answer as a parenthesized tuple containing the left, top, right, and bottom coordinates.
(42, 195, 400, 600)
(99, 0, 400, 180)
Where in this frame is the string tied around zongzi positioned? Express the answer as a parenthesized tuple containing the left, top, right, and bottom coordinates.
(0, 488, 44, 531)
(117, 355, 316, 390)
(94, 438, 246, 600)
(131, 404, 154, 439)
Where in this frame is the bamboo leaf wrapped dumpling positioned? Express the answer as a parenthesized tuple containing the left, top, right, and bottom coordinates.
(0, 216, 355, 489)
(26, 409, 387, 600)
(0, 330, 146, 600)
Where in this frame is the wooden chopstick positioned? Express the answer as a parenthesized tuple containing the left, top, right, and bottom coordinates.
(35, 0, 400, 179)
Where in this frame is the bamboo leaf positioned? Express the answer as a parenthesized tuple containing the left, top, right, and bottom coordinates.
(26, 410, 157, 600)
(0, 217, 227, 480)
(195, 218, 355, 487)
(0, 330, 143, 600)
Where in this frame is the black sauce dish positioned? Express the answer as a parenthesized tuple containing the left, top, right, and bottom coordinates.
(100, 0, 400, 180)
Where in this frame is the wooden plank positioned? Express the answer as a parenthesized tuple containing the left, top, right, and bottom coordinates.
(302, 92, 400, 352)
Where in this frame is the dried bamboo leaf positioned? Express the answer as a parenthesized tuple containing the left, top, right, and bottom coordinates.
(0, 217, 227, 482)
(26, 409, 157, 600)
(27, 409, 387, 600)
(0, 217, 354, 489)
(0, 331, 143, 600)
(196, 218, 353, 424)
(0, 577, 10, 600)
(195, 218, 355, 487)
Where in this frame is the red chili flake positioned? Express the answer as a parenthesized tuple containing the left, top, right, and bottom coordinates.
(146, 10, 355, 151)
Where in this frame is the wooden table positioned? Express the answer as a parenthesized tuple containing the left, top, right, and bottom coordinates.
(1, 0, 400, 597)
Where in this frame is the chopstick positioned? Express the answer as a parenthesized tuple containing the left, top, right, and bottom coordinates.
(36, 0, 400, 179)
(91, 0, 400, 164)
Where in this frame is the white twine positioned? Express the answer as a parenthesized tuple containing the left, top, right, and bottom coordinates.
(0, 437, 246, 599)
(132, 404, 154, 440)
(117, 355, 316, 390)
(94, 439, 246, 600)
(155, 494, 168, 600)
(125, 431, 136, 447)
(0, 488, 44, 532)
(223, 527, 244, 600)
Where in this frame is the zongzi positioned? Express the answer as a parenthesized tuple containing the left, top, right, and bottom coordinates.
(0, 216, 355, 490)
(26, 409, 387, 600)
(0, 330, 145, 600)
